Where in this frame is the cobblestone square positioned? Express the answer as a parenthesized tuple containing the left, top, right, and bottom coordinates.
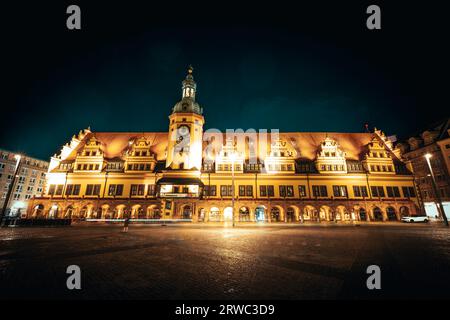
(1, 223, 449, 299)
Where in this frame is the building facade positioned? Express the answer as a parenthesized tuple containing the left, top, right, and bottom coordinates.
(28, 68, 420, 222)
(398, 119, 450, 218)
(0, 149, 48, 217)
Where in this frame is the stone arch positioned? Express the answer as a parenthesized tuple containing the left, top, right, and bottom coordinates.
(223, 206, 233, 221)
(114, 204, 127, 219)
(386, 206, 397, 221)
(372, 206, 383, 221)
(399, 206, 410, 217)
(197, 207, 206, 222)
(303, 205, 316, 221)
(64, 205, 75, 219)
(286, 206, 299, 222)
(354, 205, 368, 221)
(209, 206, 221, 222)
(78, 203, 93, 219)
(336, 205, 350, 221)
(320, 205, 332, 221)
(147, 204, 161, 219)
(131, 204, 144, 219)
(100, 204, 110, 219)
(239, 206, 251, 222)
(32, 204, 45, 218)
(270, 205, 283, 222)
(48, 203, 61, 219)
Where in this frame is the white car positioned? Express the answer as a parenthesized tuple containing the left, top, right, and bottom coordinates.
(401, 216, 429, 223)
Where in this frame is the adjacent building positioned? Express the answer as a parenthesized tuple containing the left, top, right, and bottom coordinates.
(0, 149, 48, 217)
(27, 67, 420, 223)
(398, 119, 450, 218)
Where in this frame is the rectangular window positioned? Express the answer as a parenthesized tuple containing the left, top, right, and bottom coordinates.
(55, 185, 63, 196)
(48, 184, 56, 195)
(402, 186, 416, 198)
(220, 185, 233, 197)
(267, 185, 275, 197)
(333, 185, 347, 197)
(239, 185, 245, 197)
(260, 185, 267, 197)
(353, 185, 361, 197)
(371, 186, 385, 198)
(312, 185, 328, 197)
(246, 185, 253, 197)
(131, 184, 145, 196)
(65, 184, 73, 196)
(298, 185, 307, 198)
(286, 185, 294, 197)
(86, 184, 93, 196)
(108, 184, 116, 196)
(72, 184, 80, 195)
(279, 185, 286, 197)
(147, 184, 155, 196)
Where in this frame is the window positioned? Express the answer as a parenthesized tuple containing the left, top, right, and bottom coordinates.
(333, 185, 348, 197)
(65, 184, 73, 196)
(387, 186, 400, 198)
(312, 185, 328, 197)
(220, 185, 233, 197)
(55, 185, 63, 196)
(371, 186, 385, 198)
(86, 184, 101, 196)
(279, 185, 286, 197)
(353, 186, 368, 197)
(147, 184, 156, 196)
(108, 184, 124, 196)
(298, 185, 307, 197)
(402, 186, 416, 198)
(130, 184, 145, 196)
(48, 184, 56, 195)
(238, 185, 252, 197)
(204, 185, 216, 196)
(260, 185, 267, 197)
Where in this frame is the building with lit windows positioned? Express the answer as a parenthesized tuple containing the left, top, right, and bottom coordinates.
(0, 149, 48, 217)
(27, 67, 420, 222)
(398, 119, 450, 218)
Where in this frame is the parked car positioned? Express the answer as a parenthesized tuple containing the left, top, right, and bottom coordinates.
(401, 216, 429, 223)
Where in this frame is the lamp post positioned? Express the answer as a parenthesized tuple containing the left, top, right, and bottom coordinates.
(230, 153, 236, 227)
(0, 154, 22, 224)
(424, 153, 448, 227)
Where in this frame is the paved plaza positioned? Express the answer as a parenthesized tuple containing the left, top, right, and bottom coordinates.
(0, 223, 449, 299)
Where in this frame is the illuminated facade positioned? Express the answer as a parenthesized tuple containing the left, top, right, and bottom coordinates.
(398, 119, 450, 218)
(0, 149, 48, 217)
(28, 68, 420, 222)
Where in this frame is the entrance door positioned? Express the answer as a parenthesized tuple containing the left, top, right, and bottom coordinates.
(255, 207, 265, 222)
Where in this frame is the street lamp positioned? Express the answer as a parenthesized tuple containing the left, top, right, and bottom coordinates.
(0, 154, 22, 224)
(229, 152, 236, 227)
(424, 153, 448, 226)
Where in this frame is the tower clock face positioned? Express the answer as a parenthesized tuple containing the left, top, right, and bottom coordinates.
(175, 125, 190, 145)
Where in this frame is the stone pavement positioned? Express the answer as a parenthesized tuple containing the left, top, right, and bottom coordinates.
(0, 223, 449, 299)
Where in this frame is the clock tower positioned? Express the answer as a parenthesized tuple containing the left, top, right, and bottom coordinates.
(166, 66, 205, 170)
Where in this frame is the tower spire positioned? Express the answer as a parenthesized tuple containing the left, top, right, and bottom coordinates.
(182, 64, 196, 99)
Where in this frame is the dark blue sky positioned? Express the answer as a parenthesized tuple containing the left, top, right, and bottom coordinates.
(2, 1, 448, 160)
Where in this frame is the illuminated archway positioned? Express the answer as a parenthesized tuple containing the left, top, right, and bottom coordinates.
(209, 207, 221, 222)
(223, 207, 233, 221)
(270, 207, 281, 222)
(147, 205, 161, 219)
(373, 207, 383, 221)
(286, 207, 296, 222)
(400, 206, 409, 217)
(255, 205, 266, 222)
(32, 204, 44, 218)
(64, 206, 74, 219)
(239, 206, 250, 222)
(386, 206, 397, 221)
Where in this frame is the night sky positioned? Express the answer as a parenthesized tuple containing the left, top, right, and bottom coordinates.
(2, 1, 448, 160)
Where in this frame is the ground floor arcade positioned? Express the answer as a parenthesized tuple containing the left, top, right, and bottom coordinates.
(26, 197, 418, 223)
